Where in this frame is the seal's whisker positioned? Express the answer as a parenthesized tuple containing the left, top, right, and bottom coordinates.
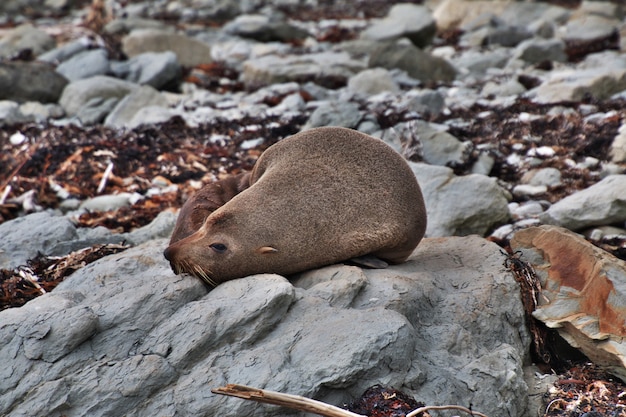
(194, 264, 217, 288)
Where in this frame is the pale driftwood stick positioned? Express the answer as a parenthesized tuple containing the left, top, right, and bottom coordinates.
(211, 384, 366, 417)
(97, 161, 114, 194)
(406, 404, 489, 417)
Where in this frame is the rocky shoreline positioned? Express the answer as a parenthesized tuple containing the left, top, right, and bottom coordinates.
(1, 1, 626, 416)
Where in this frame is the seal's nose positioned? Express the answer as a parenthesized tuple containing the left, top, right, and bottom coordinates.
(163, 246, 174, 261)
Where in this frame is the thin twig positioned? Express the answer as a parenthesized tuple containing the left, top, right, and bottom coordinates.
(406, 404, 489, 417)
(97, 161, 114, 194)
(212, 384, 366, 417)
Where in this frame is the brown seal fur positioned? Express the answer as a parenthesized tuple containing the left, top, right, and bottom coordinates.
(164, 126, 427, 286)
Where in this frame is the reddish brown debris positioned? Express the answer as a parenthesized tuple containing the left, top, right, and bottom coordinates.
(347, 385, 429, 417)
(0, 243, 129, 311)
(543, 363, 626, 417)
(437, 98, 626, 202)
(0, 114, 307, 226)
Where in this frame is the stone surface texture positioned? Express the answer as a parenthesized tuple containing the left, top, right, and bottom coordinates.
(0, 231, 530, 417)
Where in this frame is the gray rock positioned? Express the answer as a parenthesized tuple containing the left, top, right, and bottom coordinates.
(104, 85, 169, 129)
(0, 61, 68, 103)
(484, 24, 533, 47)
(513, 184, 548, 198)
(37, 38, 90, 64)
(562, 14, 621, 43)
(0, 24, 55, 58)
(453, 48, 511, 78)
(361, 3, 437, 48)
(122, 29, 212, 67)
(510, 201, 546, 220)
(0, 234, 529, 417)
(304, 101, 362, 129)
(481, 78, 527, 97)
(513, 38, 567, 64)
(128, 106, 181, 129)
(59, 75, 137, 117)
(498, 2, 570, 27)
(104, 17, 171, 35)
(0, 100, 27, 125)
(55, 49, 110, 82)
(242, 51, 365, 89)
(223, 14, 309, 43)
(401, 89, 445, 117)
(611, 123, 626, 163)
(540, 175, 626, 230)
(75, 96, 120, 126)
(347, 67, 399, 96)
(111, 51, 181, 89)
(0, 211, 78, 269)
(123, 210, 177, 246)
(19, 101, 64, 123)
(530, 68, 626, 103)
(411, 121, 471, 167)
(521, 167, 562, 187)
(410, 162, 511, 237)
(78, 193, 141, 212)
(369, 41, 457, 84)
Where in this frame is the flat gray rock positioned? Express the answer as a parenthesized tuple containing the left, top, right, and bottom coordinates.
(0, 235, 529, 417)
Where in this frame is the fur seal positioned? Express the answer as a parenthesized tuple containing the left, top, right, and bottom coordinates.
(164, 126, 427, 287)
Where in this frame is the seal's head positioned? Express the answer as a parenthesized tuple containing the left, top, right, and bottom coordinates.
(163, 208, 281, 287)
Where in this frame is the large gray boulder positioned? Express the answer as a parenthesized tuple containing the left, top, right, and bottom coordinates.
(0, 233, 530, 417)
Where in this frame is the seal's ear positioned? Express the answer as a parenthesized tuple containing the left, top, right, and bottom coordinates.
(257, 246, 278, 254)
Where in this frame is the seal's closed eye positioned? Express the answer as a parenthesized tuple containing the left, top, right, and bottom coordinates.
(209, 243, 228, 253)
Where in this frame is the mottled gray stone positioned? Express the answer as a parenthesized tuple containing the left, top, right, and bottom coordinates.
(0, 61, 68, 103)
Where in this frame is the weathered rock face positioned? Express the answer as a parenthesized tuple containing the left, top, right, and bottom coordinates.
(0, 234, 530, 417)
(510, 225, 626, 382)
(539, 175, 626, 231)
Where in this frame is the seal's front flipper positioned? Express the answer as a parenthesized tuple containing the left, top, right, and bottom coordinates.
(348, 255, 389, 269)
